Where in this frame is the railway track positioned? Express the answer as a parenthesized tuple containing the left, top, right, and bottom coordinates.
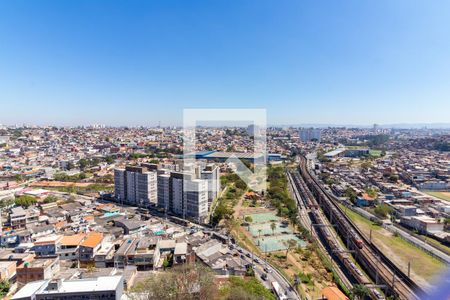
(288, 170, 384, 299)
(298, 155, 425, 300)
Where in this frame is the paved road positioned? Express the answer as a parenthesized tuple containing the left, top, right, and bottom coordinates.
(234, 245, 300, 300)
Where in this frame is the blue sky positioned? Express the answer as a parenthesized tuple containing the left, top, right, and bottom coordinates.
(1, 1, 449, 126)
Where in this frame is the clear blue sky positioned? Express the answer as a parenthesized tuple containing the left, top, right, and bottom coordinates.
(1, 1, 449, 126)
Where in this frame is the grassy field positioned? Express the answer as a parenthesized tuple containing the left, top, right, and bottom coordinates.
(424, 191, 450, 202)
(369, 149, 383, 157)
(339, 204, 446, 285)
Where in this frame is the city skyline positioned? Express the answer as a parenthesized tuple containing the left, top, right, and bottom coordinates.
(1, 1, 450, 125)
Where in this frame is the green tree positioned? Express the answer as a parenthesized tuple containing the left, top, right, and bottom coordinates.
(162, 258, 170, 270)
(345, 187, 357, 204)
(15, 195, 37, 208)
(374, 204, 393, 219)
(0, 198, 15, 209)
(245, 265, 255, 277)
(365, 187, 378, 198)
(223, 276, 276, 300)
(15, 174, 24, 183)
(78, 159, 89, 170)
(44, 195, 59, 203)
(283, 239, 298, 260)
(351, 284, 369, 300)
(270, 221, 276, 236)
(244, 216, 253, 223)
(0, 279, 10, 298)
(131, 263, 217, 300)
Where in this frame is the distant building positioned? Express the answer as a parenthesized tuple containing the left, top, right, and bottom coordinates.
(114, 166, 157, 206)
(246, 124, 260, 136)
(299, 128, 321, 142)
(11, 275, 124, 300)
(400, 215, 444, 234)
(355, 193, 376, 207)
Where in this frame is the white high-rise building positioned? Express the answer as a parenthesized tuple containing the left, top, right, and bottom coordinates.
(185, 179, 209, 222)
(157, 172, 171, 211)
(114, 169, 126, 202)
(201, 164, 220, 206)
(114, 166, 157, 207)
(171, 172, 185, 216)
(155, 170, 210, 223)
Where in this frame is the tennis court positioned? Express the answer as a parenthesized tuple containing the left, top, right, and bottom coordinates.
(244, 211, 307, 252)
(246, 212, 280, 223)
(249, 222, 291, 237)
(256, 234, 306, 252)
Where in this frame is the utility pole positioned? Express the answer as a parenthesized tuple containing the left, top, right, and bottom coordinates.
(391, 273, 396, 296)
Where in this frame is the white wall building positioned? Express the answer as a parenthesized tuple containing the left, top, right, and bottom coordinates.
(114, 166, 157, 206)
(201, 164, 220, 206)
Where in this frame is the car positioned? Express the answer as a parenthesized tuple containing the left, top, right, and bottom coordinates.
(246, 253, 251, 258)
(261, 273, 268, 281)
(238, 249, 243, 253)
(254, 258, 260, 263)
(264, 267, 272, 273)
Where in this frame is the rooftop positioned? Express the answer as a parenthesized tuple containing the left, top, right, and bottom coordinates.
(60, 233, 86, 246)
(80, 232, 103, 248)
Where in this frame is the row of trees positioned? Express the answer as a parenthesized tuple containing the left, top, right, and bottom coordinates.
(54, 172, 89, 182)
(267, 166, 297, 224)
(211, 173, 247, 226)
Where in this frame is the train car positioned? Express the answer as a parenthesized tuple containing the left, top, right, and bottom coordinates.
(353, 237, 364, 249)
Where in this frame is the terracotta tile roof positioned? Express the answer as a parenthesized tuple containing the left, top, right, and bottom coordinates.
(80, 232, 103, 248)
(60, 233, 86, 246)
(321, 287, 349, 300)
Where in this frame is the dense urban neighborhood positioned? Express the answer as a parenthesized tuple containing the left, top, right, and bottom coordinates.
(0, 125, 449, 300)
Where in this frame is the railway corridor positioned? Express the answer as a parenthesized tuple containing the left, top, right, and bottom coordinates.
(297, 155, 424, 300)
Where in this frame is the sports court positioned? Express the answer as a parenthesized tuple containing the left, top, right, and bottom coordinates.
(245, 212, 306, 252)
(256, 234, 306, 252)
(248, 222, 291, 237)
(247, 212, 280, 223)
